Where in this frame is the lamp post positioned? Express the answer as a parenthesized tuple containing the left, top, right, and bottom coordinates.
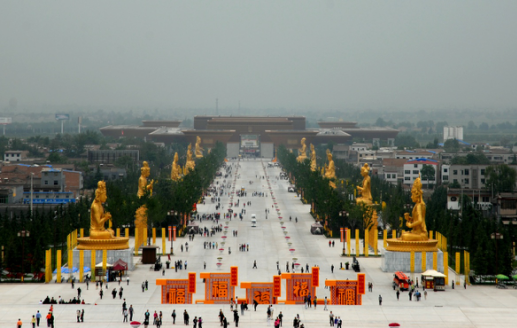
(30, 173, 34, 216)
(17, 230, 30, 282)
(339, 211, 349, 255)
(168, 211, 178, 255)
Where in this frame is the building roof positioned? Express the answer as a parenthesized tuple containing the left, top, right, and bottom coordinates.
(405, 158, 439, 165)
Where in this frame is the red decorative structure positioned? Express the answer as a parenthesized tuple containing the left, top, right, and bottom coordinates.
(157, 274, 196, 304)
(325, 273, 365, 305)
(280, 268, 318, 304)
(198, 267, 237, 304)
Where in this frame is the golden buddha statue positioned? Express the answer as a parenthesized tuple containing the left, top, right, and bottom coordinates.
(171, 152, 180, 181)
(386, 175, 438, 252)
(135, 161, 154, 249)
(310, 144, 317, 172)
(324, 149, 336, 180)
(296, 138, 307, 162)
(77, 181, 129, 250)
(185, 144, 196, 173)
(195, 136, 204, 158)
(356, 163, 372, 205)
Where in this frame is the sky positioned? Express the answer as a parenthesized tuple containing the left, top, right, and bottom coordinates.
(1, 1, 517, 111)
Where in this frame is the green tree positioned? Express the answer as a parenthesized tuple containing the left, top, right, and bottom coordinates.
(395, 134, 419, 149)
(420, 164, 436, 189)
(485, 164, 517, 194)
(444, 139, 460, 153)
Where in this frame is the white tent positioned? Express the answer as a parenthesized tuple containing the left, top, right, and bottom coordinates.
(422, 269, 446, 278)
(95, 262, 113, 268)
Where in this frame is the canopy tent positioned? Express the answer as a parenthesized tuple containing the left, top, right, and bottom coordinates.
(496, 274, 510, 280)
(422, 270, 447, 278)
(95, 262, 113, 268)
(112, 259, 128, 271)
(53, 267, 79, 274)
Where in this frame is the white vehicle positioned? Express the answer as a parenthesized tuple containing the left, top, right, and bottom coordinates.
(268, 162, 274, 167)
(251, 218, 257, 227)
(287, 186, 295, 192)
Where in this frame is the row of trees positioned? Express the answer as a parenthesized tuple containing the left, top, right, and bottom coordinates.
(0, 142, 226, 278)
(279, 146, 514, 275)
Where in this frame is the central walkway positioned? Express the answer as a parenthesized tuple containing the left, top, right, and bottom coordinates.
(1, 159, 517, 327)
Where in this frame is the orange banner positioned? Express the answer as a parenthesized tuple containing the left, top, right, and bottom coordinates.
(173, 226, 177, 241)
(340, 228, 344, 243)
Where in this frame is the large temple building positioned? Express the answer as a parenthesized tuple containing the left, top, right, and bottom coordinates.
(100, 116, 398, 158)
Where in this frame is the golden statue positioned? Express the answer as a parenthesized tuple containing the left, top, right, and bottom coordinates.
(195, 136, 204, 158)
(135, 161, 154, 249)
(296, 138, 307, 162)
(310, 144, 316, 172)
(386, 175, 438, 252)
(324, 149, 336, 179)
(185, 144, 196, 173)
(356, 163, 372, 205)
(171, 152, 180, 181)
(77, 181, 129, 250)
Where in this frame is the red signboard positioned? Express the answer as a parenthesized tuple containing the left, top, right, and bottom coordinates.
(357, 273, 365, 295)
(173, 226, 177, 242)
(273, 275, 281, 297)
(230, 266, 238, 287)
(188, 272, 196, 294)
(312, 267, 319, 287)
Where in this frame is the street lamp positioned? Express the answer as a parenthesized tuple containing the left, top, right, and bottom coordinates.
(168, 211, 178, 255)
(17, 230, 30, 282)
(339, 211, 349, 255)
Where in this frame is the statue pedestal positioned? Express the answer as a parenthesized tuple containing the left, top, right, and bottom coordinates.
(73, 248, 135, 272)
(381, 250, 443, 273)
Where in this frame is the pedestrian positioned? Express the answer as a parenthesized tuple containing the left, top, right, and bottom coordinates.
(452, 280, 455, 289)
(99, 289, 103, 299)
(184, 310, 189, 325)
(313, 296, 317, 309)
(329, 312, 334, 326)
(123, 309, 128, 322)
(17, 318, 22, 328)
(171, 309, 176, 324)
(31, 315, 36, 328)
(464, 281, 467, 289)
(146, 280, 148, 290)
(77, 309, 81, 322)
(119, 287, 123, 299)
(331, 264, 334, 273)
(127, 277, 130, 285)
(36, 311, 41, 327)
(424, 290, 427, 300)
(77, 287, 81, 299)
(153, 311, 158, 325)
(193, 316, 198, 328)
(81, 309, 84, 322)
(396, 290, 400, 300)
(86, 280, 89, 290)
(129, 305, 134, 321)
(379, 295, 382, 305)
(253, 299, 258, 311)
(324, 296, 328, 311)
(142, 283, 145, 292)
(278, 311, 283, 327)
(253, 260, 257, 269)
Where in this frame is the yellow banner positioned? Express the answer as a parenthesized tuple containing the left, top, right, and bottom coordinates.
(125, 228, 129, 240)
(79, 250, 84, 282)
(162, 228, 166, 255)
(144, 228, 148, 246)
(374, 229, 378, 256)
(422, 251, 426, 272)
(68, 250, 73, 277)
(134, 228, 139, 255)
(347, 229, 351, 257)
(152, 228, 156, 245)
(102, 250, 107, 274)
(80, 228, 84, 238)
(455, 252, 460, 285)
(56, 250, 62, 283)
(429, 230, 433, 240)
(364, 229, 369, 257)
(116, 228, 120, 237)
(45, 249, 51, 283)
(383, 230, 387, 249)
(355, 229, 360, 257)
(392, 230, 396, 240)
(444, 251, 449, 285)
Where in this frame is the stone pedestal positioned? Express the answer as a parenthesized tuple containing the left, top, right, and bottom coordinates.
(73, 248, 135, 272)
(381, 250, 443, 273)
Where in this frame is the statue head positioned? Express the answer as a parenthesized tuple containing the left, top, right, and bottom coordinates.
(95, 181, 107, 203)
(310, 144, 314, 151)
(301, 138, 306, 145)
(188, 143, 192, 150)
(141, 161, 150, 178)
(361, 163, 370, 177)
(197, 136, 201, 144)
(174, 152, 179, 162)
(411, 175, 423, 203)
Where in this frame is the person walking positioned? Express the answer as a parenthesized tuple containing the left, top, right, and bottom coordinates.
(129, 305, 134, 321)
(17, 318, 22, 328)
(77, 309, 81, 322)
(31, 315, 36, 328)
(184, 310, 189, 325)
(278, 311, 283, 327)
(331, 264, 334, 273)
(329, 311, 334, 326)
(313, 296, 317, 309)
(80, 309, 84, 323)
(119, 287, 123, 299)
(324, 297, 328, 311)
(252, 260, 257, 269)
(99, 289, 103, 299)
(396, 290, 400, 300)
(36, 311, 41, 327)
(379, 295, 382, 305)
(77, 287, 81, 299)
(171, 310, 176, 324)
(424, 290, 428, 300)
(123, 309, 128, 322)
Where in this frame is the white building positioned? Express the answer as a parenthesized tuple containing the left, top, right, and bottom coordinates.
(403, 158, 440, 186)
(3, 150, 28, 162)
(443, 126, 463, 142)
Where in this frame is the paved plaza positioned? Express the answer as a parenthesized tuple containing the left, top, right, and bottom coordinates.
(2, 159, 517, 327)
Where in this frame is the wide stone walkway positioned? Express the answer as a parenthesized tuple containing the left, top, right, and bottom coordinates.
(1, 159, 517, 327)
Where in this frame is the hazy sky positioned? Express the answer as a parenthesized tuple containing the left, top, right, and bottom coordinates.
(2, 1, 517, 111)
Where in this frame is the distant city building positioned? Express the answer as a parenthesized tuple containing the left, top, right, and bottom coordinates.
(3, 150, 29, 162)
(87, 150, 140, 165)
(443, 126, 463, 142)
(441, 164, 517, 189)
(403, 158, 439, 186)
